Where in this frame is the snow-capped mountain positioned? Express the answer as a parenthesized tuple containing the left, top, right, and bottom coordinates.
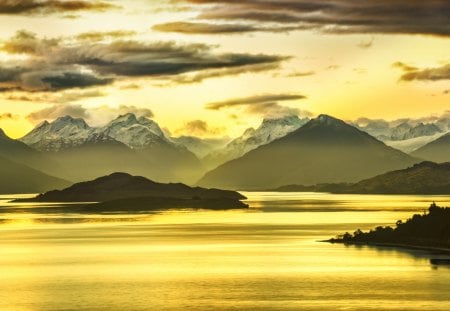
(390, 122, 442, 141)
(20, 113, 180, 152)
(99, 113, 175, 149)
(20, 116, 95, 152)
(204, 115, 308, 168)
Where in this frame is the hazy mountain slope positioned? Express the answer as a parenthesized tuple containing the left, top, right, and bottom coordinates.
(198, 115, 419, 190)
(204, 115, 308, 169)
(384, 132, 444, 153)
(411, 133, 450, 163)
(19, 114, 204, 184)
(349, 161, 450, 194)
(0, 128, 65, 177)
(0, 155, 70, 194)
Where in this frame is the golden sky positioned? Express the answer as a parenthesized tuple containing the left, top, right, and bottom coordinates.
(0, 0, 449, 138)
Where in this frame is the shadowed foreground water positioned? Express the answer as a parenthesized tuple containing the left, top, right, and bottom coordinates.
(0, 192, 449, 311)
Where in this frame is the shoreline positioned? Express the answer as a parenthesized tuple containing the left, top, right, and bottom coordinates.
(322, 239, 450, 255)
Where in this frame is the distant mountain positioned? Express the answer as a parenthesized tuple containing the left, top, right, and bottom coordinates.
(390, 122, 442, 141)
(411, 133, 450, 163)
(172, 136, 230, 158)
(0, 154, 69, 194)
(355, 117, 448, 153)
(276, 162, 450, 194)
(19, 114, 204, 183)
(22, 172, 245, 202)
(198, 115, 418, 190)
(204, 115, 308, 168)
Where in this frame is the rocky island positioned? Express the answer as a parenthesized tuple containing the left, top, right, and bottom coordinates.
(15, 172, 248, 212)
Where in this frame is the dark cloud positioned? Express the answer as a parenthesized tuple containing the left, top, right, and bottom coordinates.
(171, 0, 450, 36)
(0, 0, 118, 15)
(175, 120, 224, 136)
(396, 64, 450, 82)
(0, 30, 286, 92)
(3, 90, 105, 103)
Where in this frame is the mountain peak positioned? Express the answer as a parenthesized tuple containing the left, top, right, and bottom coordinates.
(112, 113, 138, 125)
(52, 115, 90, 130)
(316, 114, 342, 124)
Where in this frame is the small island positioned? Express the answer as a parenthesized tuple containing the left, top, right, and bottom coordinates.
(327, 203, 450, 255)
(15, 172, 248, 212)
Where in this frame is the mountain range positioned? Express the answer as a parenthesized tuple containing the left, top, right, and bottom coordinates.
(1, 112, 449, 194)
(198, 115, 420, 189)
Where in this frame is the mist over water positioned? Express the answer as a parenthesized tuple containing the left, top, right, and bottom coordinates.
(0, 193, 449, 311)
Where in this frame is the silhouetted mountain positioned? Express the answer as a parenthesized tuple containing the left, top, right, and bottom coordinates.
(328, 203, 450, 250)
(28, 172, 245, 201)
(275, 162, 450, 194)
(198, 115, 418, 189)
(0, 155, 69, 194)
(411, 133, 450, 163)
(19, 114, 204, 183)
(203, 115, 308, 169)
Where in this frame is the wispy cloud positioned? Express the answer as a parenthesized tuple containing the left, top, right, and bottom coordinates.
(206, 93, 308, 118)
(26, 104, 154, 126)
(174, 120, 225, 136)
(395, 63, 450, 82)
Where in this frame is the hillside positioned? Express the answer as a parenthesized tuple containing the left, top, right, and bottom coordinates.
(411, 133, 450, 163)
(198, 115, 418, 190)
(275, 162, 450, 194)
(0, 155, 70, 194)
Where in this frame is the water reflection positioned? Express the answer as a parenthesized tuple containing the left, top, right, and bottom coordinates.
(0, 192, 449, 310)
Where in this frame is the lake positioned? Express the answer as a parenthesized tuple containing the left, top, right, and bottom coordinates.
(0, 192, 449, 311)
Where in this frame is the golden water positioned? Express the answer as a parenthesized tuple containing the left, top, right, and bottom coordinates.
(0, 192, 449, 310)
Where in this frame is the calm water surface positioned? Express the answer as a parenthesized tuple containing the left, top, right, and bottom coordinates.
(0, 192, 449, 311)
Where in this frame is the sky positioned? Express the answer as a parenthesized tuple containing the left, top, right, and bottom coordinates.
(0, 0, 449, 139)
